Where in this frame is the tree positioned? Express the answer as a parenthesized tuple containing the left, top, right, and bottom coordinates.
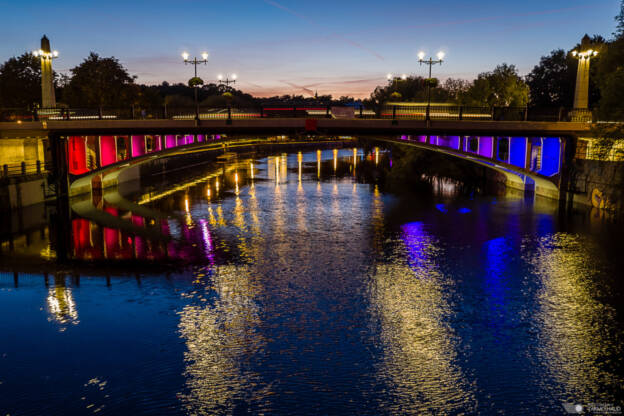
(390, 91, 402, 101)
(526, 50, 576, 107)
(596, 36, 624, 120)
(0, 53, 42, 107)
(463, 64, 529, 107)
(63, 52, 137, 107)
(443, 78, 470, 103)
(364, 86, 392, 116)
(616, 0, 624, 39)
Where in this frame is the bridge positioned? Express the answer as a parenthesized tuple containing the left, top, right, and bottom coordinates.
(0, 109, 594, 207)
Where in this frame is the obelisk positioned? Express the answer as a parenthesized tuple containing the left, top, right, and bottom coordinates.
(572, 35, 597, 110)
(39, 35, 56, 108)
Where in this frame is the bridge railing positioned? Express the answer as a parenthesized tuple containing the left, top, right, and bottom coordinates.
(0, 160, 50, 179)
(0, 105, 597, 123)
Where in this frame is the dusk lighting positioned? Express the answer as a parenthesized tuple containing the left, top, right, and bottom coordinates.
(1, 2, 623, 414)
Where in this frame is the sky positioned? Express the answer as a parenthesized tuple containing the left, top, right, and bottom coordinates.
(0, 0, 620, 98)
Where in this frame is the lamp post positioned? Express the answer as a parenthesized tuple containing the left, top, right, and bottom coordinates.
(182, 51, 208, 121)
(418, 51, 445, 121)
(33, 35, 59, 108)
(217, 73, 237, 88)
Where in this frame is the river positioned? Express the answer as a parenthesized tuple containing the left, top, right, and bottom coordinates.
(0, 146, 622, 415)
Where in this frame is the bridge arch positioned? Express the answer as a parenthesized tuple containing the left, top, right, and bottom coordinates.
(374, 135, 563, 199)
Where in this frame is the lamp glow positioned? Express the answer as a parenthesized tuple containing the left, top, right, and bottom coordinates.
(201, 52, 208, 60)
(217, 74, 223, 80)
(418, 51, 426, 60)
(401, 73, 407, 80)
(182, 52, 189, 61)
(437, 51, 445, 60)
(387, 73, 393, 80)
(52, 50, 58, 57)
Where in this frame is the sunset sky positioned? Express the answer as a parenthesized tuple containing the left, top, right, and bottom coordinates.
(0, 0, 619, 98)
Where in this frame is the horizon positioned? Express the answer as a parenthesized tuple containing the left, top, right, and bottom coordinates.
(0, 0, 620, 98)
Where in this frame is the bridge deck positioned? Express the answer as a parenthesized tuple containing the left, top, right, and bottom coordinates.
(0, 118, 592, 138)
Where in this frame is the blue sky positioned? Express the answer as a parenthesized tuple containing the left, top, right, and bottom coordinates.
(0, 0, 619, 97)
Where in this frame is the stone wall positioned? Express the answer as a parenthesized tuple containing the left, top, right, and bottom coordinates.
(0, 138, 45, 165)
(571, 159, 624, 213)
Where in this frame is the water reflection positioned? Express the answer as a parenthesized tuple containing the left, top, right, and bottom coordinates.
(46, 274, 79, 329)
(1, 146, 622, 415)
(525, 233, 624, 402)
(371, 222, 475, 414)
(178, 265, 268, 415)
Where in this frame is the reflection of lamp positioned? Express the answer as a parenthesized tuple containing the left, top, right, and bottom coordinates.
(317, 149, 322, 179)
(46, 275, 79, 329)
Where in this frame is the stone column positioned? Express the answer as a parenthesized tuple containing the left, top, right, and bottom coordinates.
(39, 35, 56, 108)
(572, 35, 598, 110)
(573, 55, 591, 109)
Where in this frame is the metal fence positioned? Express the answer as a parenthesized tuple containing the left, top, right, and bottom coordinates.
(0, 105, 596, 123)
(0, 160, 49, 179)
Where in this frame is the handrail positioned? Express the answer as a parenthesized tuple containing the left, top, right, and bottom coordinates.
(0, 105, 596, 123)
(0, 160, 49, 179)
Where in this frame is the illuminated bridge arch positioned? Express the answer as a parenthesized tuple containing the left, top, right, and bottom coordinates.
(377, 135, 565, 199)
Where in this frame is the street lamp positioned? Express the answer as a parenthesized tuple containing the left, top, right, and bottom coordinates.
(217, 73, 237, 87)
(418, 50, 445, 121)
(182, 51, 209, 121)
(386, 73, 407, 81)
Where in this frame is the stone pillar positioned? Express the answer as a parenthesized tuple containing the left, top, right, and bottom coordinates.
(573, 55, 590, 109)
(38, 35, 56, 108)
(572, 35, 598, 110)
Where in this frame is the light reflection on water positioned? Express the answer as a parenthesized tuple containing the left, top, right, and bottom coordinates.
(370, 222, 476, 414)
(0, 148, 622, 414)
(177, 265, 268, 415)
(525, 234, 624, 403)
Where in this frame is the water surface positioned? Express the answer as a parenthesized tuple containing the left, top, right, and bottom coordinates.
(1, 148, 622, 415)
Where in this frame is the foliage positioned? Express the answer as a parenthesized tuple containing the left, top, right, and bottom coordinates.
(442, 78, 470, 103)
(364, 86, 392, 116)
(0, 53, 43, 107)
(424, 78, 439, 88)
(390, 91, 402, 101)
(526, 49, 577, 107)
(616, 0, 624, 39)
(63, 53, 137, 107)
(595, 36, 624, 120)
(588, 123, 624, 161)
(188, 77, 204, 87)
(462, 64, 529, 107)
